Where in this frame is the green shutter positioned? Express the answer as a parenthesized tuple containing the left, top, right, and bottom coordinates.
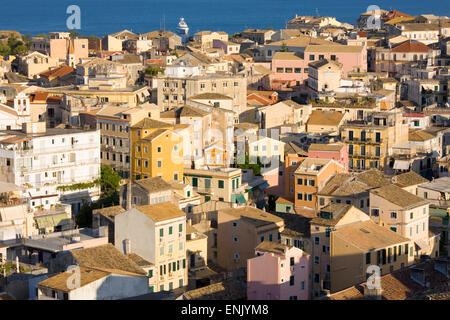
(169, 226, 173, 235)
(183, 259, 186, 268)
(192, 177, 198, 187)
(179, 224, 182, 232)
(149, 270, 153, 278)
(160, 228, 163, 237)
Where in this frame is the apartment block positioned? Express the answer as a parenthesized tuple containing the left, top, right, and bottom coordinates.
(115, 202, 187, 293)
(130, 118, 183, 182)
(294, 158, 345, 211)
(247, 241, 310, 300)
(341, 112, 409, 172)
(310, 204, 413, 298)
(0, 122, 100, 214)
(216, 206, 284, 271)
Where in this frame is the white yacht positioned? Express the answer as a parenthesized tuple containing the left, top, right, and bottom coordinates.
(177, 17, 189, 35)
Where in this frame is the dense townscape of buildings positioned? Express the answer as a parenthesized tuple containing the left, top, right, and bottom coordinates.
(0, 8, 449, 301)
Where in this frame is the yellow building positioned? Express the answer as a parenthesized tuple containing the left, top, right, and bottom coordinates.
(310, 204, 413, 298)
(341, 112, 408, 171)
(131, 118, 183, 182)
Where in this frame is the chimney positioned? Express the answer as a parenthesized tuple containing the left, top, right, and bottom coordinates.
(126, 180, 132, 210)
(364, 286, 382, 300)
(123, 239, 131, 255)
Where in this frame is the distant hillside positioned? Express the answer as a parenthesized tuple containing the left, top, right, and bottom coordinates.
(0, 31, 22, 44)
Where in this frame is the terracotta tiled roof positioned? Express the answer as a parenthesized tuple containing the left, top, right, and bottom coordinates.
(136, 202, 185, 222)
(39, 66, 75, 80)
(392, 171, 429, 188)
(371, 184, 429, 209)
(135, 176, 172, 193)
(329, 259, 449, 300)
(307, 110, 344, 126)
(69, 243, 147, 276)
(391, 40, 431, 53)
(409, 129, 435, 141)
(333, 220, 410, 252)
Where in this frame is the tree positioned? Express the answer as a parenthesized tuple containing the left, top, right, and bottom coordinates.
(280, 42, 290, 52)
(99, 165, 121, 197)
(69, 30, 80, 39)
(236, 155, 264, 176)
(36, 34, 48, 38)
(0, 44, 10, 56)
(76, 200, 93, 228)
(13, 45, 28, 55)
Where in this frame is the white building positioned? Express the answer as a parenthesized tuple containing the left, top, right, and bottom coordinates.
(37, 266, 148, 300)
(0, 122, 101, 214)
(164, 65, 201, 78)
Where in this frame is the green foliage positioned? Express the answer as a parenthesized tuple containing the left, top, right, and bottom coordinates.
(279, 42, 290, 52)
(12, 45, 28, 55)
(99, 165, 121, 196)
(145, 67, 163, 76)
(236, 155, 263, 176)
(0, 44, 10, 56)
(36, 34, 48, 38)
(0, 36, 30, 56)
(57, 181, 100, 192)
(231, 33, 242, 39)
(69, 30, 80, 39)
(75, 185, 120, 228)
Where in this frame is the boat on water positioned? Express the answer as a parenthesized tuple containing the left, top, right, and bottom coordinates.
(177, 17, 189, 35)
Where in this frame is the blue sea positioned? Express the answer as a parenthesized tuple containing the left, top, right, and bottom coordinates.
(1, 0, 449, 37)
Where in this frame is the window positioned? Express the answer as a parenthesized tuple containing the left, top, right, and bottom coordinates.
(169, 226, 173, 235)
(309, 180, 315, 187)
(297, 193, 303, 200)
(233, 236, 238, 243)
(218, 180, 224, 189)
(366, 252, 371, 264)
(410, 212, 414, 219)
(309, 54, 315, 60)
(314, 273, 319, 283)
(168, 244, 173, 254)
(148, 270, 153, 278)
(330, 55, 336, 61)
(276, 68, 283, 73)
(294, 68, 301, 73)
(314, 256, 319, 264)
(160, 228, 164, 237)
(301, 281, 305, 290)
(179, 224, 183, 232)
(371, 208, 379, 217)
(192, 177, 198, 187)
(157, 160, 162, 168)
(297, 178, 303, 185)
(424, 192, 428, 199)
(260, 236, 264, 242)
(232, 221, 237, 227)
(391, 227, 397, 232)
(160, 246, 164, 256)
(157, 146, 162, 153)
(290, 257, 295, 266)
(285, 68, 293, 73)
(314, 237, 319, 245)
(289, 276, 295, 286)
(390, 212, 397, 219)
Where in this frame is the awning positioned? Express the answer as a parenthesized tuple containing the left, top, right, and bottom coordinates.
(258, 182, 270, 190)
(393, 160, 410, 170)
(35, 214, 71, 229)
(414, 239, 429, 250)
(234, 194, 246, 204)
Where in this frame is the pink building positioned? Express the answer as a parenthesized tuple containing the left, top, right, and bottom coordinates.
(270, 52, 307, 90)
(304, 44, 367, 75)
(307, 143, 349, 172)
(270, 45, 366, 90)
(247, 241, 310, 300)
